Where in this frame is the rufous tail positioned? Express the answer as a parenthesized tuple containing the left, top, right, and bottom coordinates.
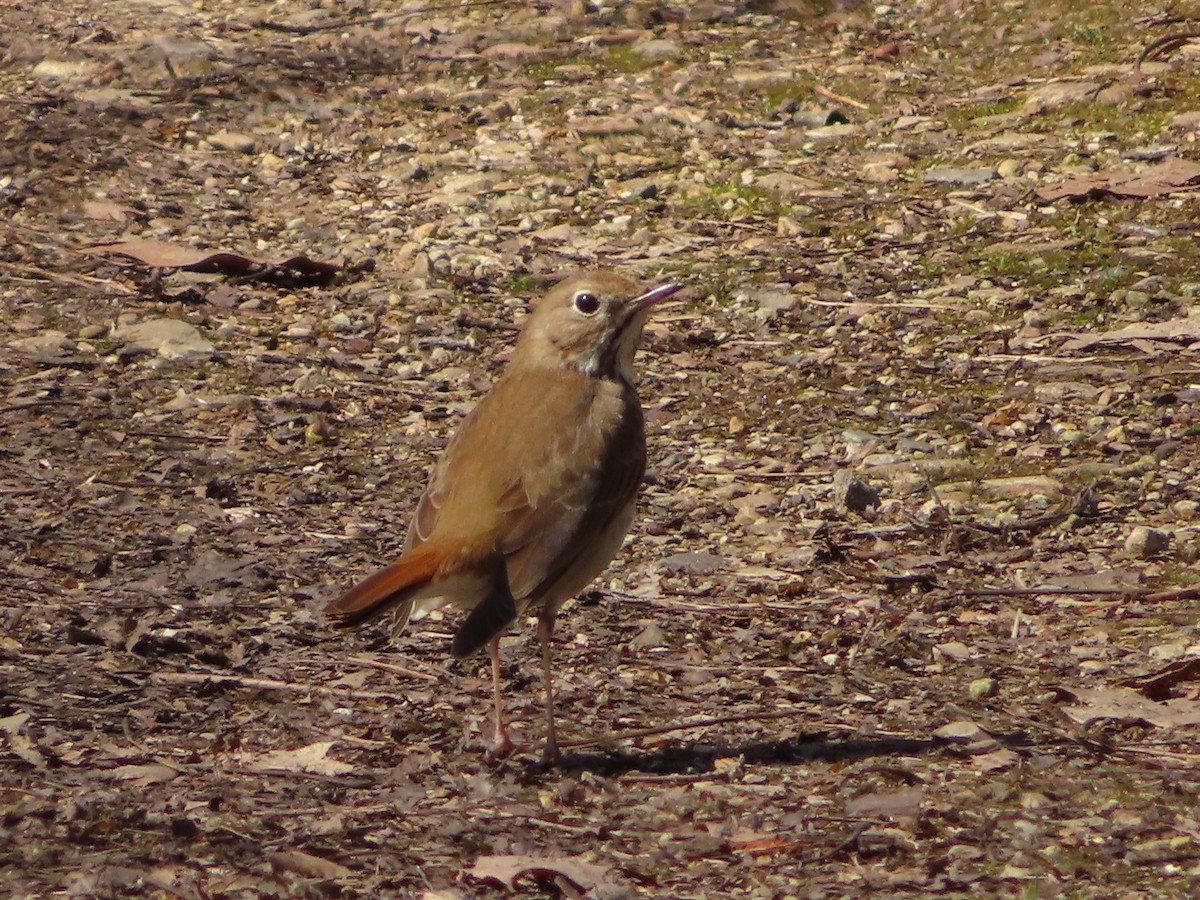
(326, 544, 441, 626)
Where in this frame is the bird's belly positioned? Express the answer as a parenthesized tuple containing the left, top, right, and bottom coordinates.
(531, 498, 637, 616)
(408, 571, 493, 619)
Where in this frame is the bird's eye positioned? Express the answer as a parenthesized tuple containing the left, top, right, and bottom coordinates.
(573, 291, 600, 315)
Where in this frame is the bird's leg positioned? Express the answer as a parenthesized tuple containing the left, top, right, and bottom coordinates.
(537, 607, 560, 766)
(487, 635, 514, 758)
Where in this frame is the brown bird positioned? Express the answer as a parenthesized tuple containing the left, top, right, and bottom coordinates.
(327, 271, 683, 763)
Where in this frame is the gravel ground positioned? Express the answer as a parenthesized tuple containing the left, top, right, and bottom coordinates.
(2, 1, 1200, 896)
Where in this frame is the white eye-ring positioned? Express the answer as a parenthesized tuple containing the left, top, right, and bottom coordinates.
(573, 291, 600, 315)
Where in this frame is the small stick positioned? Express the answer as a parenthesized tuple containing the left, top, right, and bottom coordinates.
(794, 296, 965, 311)
(0, 400, 85, 415)
(7, 262, 138, 295)
(814, 823, 872, 863)
(618, 771, 730, 785)
(557, 707, 825, 750)
(607, 592, 812, 615)
(959, 587, 1138, 598)
(346, 654, 440, 682)
(1135, 31, 1200, 70)
(237, 0, 512, 34)
(1143, 585, 1200, 603)
(150, 671, 396, 701)
(814, 85, 869, 110)
(962, 585, 1200, 602)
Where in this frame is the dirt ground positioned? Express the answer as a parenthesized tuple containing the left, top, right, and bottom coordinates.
(3, 0, 1200, 896)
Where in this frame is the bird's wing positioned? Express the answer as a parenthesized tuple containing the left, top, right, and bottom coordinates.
(400, 369, 644, 621)
(403, 443, 450, 553)
(490, 376, 646, 604)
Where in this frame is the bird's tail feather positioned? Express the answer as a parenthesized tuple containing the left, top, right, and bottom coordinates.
(326, 544, 442, 627)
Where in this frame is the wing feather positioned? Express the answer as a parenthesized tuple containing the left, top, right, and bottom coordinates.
(401, 368, 646, 607)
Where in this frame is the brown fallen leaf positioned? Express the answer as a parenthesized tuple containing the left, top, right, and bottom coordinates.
(1053, 685, 1200, 729)
(1120, 657, 1200, 701)
(1060, 313, 1200, 351)
(4, 731, 48, 769)
(0, 712, 31, 735)
(82, 200, 134, 221)
(972, 748, 1019, 773)
(1037, 156, 1200, 202)
(240, 741, 354, 776)
(268, 848, 352, 881)
(844, 786, 923, 827)
(463, 854, 611, 893)
(0, 712, 47, 769)
(78, 238, 344, 282)
(110, 762, 181, 786)
(726, 830, 791, 854)
(869, 41, 902, 60)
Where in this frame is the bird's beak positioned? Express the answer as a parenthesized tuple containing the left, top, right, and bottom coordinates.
(629, 281, 685, 311)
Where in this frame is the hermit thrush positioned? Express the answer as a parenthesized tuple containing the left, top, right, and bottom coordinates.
(327, 271, 683, 763)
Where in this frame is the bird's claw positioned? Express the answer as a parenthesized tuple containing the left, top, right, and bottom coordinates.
(488, 727, 515, 759)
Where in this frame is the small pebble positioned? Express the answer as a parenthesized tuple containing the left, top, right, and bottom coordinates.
(79, 324, 108, 340)
(969, 678, 998, 700)
(207, 131, 257, 154)
(1124, 525, 1170, 558)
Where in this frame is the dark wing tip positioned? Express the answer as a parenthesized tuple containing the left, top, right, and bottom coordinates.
(450, 573, 518, 658)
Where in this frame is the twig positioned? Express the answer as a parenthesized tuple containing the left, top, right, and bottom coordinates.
(4, 262, 138, 295)
(607, 591, 812, 615)
(813, 85, 869, 110)
(557, 707, 822, 750)
(0, 399, 85, 415)
(813, 822, 872, 863)
(794, 296, 965, 311)
(618, 771, 731, 785)
(120, 430, 228, 443)
(960, 586, 1139, 598)
(1003, 707, 1196, 770)
(1143, 585, 1200, 603)
(346, 654, 440, 682)
(961, 584, 1200, 603)
(1135, 30, 1200, 70)
(971, 505, 1071, 536)
(968, 353, 1106, 364)
(232, 0, 512, 35)
(1130, 851, 1200, 867)
(150, 671, 398, 701)
(846, 605, 879, 667)
(489, 812, 601, 834)
(688, 217, 776, 233)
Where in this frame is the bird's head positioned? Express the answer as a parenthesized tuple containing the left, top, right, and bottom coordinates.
(512, 271, 684, 384)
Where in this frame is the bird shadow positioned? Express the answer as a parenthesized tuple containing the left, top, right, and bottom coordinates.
(525, 731, 967, 778)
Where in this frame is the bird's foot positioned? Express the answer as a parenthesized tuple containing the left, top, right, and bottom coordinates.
(488, 726, 515, 759)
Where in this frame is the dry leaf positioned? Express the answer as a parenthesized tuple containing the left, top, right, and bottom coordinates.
(0, 712, 47, 768)
(78, 239, 343, 281)
(1121, 658, 1200, 701)
(972, 748, 1019, 773)
(82, 200, 133, 221)
(110, 763, 181, 786)
(463, 854, 611, 893)
(1061, 313, 1200, 351)
(1037, 157, 1200, 202)
(727, 830, 790, 853)
(268, 848, 352, 880)
(241, 741, 354, 776)
(1055, 686, 1200, 729)
(844, 786, 923, 826)
(5, 732, 47, 769)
